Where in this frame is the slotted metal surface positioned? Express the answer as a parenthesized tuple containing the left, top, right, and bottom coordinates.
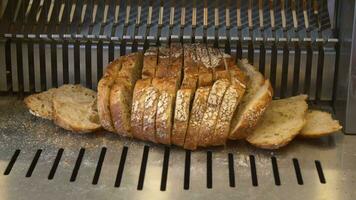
(0, 96, 355, 200)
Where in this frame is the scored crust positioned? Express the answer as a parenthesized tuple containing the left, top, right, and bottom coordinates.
(299, 110, 342, 138)
(198, 79, 230, 147)
(171, 88, 194, 146)
(142, 86, 160, 142)
(184, 86, 211, 150)
(212, 82, 246, 146)
(131, 78, 152, 140)
(246, 95, 308, 149)
(154, 77, 179, 145)
(53, 84, 101, 133)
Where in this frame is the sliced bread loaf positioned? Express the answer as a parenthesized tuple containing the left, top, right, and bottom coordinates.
(52, 84, 101, 133)
(300, 110, 342, 138)
(198, 79, 230, 147)
(24, 88, 57, 120)
(246, 95, 308, 149)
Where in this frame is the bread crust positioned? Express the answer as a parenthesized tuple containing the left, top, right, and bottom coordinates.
(212, 82, 246, 146)
(142, 47, 158, 79)
(184, 86, 211, 150)
(198, 79, 230, 147)
(229, 80, 273, 139)
(131, 79, 152, 140)
(142, 86, 160, 142)
(154, 77, 178, 144)
(171, 88, 194, 146)
(97, 58, 122, 132)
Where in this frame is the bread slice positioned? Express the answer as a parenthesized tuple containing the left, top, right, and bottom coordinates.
(229, 60, 272, 140)
(184, 86, 211, 150)
(246, 95, 308, 149)
(300, 110, 342, 138)
(110, 53, 143, 136)
(171, 88, 194, 146)
(142, 86, 160, 142)
(24, 88, 57, 120)
(198, 79, 230, 147)
(110, 80, 132, 136)
(131, 78, 152, 140)
(142, 47, 158, 79)
(52, 84, 101, 133)
(97, 58, 122, 132)
(212, 82, 246, 146)
(154, 77, 179, 144)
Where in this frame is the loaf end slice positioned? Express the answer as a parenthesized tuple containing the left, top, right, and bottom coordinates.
(53, 84, 101, 133)
(229, 79, 273, 140)
(24, 88, 57, 120)
(300, 110, 342, 138)
(246, 95, 308, 149)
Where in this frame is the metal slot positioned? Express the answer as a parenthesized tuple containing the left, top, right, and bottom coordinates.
(10, 42, 19, 92)
(114, 146, 128, 187)
(25, 149, 42, 178)
(293, 158, 303, 185)
(160, 147, 170, 191)
(271, 156, 281, 186)
(92, 147, 107, 185)
(315, 160, 326, 184)
(137, 145, 149, 190)
(184, 150, 191, 190)
(249, 155, 258, 186)
(48, 148, 64, 180)
(70, 148, 85, 182)
(206, 151, 213, 189)
(3, 149, 20, 176)
(228, 153, 235, 187)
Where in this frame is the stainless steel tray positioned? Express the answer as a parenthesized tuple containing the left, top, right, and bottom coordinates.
(0, 96, 355, 200)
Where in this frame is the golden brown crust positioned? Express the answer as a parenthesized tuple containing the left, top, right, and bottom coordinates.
(171, 89, 194, 146)
(131, 79, 152, 140)
(198, 79, 230, 147)
(229, 80, 273, 139)
(142, 47, 158, 79)
(154, 77, 178, 144)
(142, 86, 160, 142)
(184, 86, 211, 150)
(211, 82, 246, 146)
